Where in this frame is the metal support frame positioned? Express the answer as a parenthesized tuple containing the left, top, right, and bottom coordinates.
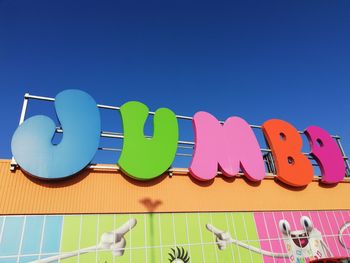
(10, 93, 29, 171)
(10, 93, 350, 178)
(335, 138, 350, 176)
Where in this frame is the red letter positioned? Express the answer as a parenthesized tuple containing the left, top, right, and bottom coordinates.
(262, 119, 313, 187)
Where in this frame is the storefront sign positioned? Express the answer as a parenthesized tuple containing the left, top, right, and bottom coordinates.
(11, 90, 346, 187)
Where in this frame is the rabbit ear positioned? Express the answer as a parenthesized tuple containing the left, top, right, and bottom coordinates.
(279, 219, 291, 235)
(300, 216, 313, 232)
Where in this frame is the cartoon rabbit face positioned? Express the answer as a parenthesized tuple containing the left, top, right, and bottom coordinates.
(279, 216, 328, 262)
(279, 216, 314, 248)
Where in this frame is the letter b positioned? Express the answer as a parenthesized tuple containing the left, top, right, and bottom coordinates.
(262, 119, 313, 187)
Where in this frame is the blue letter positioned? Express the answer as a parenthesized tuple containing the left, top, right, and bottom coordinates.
(11, 89, 101, 179)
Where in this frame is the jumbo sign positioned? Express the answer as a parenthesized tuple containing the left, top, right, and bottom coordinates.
(11, 90, 346, 187)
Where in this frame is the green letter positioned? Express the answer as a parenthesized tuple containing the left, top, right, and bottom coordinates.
(118, 101, 178, 180)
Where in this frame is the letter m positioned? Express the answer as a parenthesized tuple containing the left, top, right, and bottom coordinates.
(189, 112, 265, 181)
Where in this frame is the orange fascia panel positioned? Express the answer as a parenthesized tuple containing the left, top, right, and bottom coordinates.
(1, 159, 350, 215)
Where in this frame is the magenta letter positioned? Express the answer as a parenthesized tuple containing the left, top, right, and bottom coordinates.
(189, 111, 265, 181)
(305, 126, 345, 184)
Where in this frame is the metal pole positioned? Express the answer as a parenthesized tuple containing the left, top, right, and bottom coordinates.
(10, 93, 29, 171)
(335, 137, 350, 177)
(25, 93, 340, 138)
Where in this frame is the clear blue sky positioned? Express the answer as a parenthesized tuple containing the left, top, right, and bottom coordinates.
(1, 0, 350, 167)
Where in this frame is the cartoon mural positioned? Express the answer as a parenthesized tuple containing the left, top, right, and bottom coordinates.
(33, 218, 137, 262)
(278, 216, 330, 262)
(207, 216, 333, 262)
(0, 211, 350, 263)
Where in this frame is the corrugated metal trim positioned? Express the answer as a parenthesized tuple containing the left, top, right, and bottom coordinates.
(1, 159, 350, 215)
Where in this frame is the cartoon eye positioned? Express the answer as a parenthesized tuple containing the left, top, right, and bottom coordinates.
(168, 247, 190, 263)
(279, 219, 291, 235)
(300, 216, 313, 233)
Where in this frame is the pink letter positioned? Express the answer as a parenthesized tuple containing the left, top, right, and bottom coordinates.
(305, 126, 345, 184)
(189, 111, 265, 181)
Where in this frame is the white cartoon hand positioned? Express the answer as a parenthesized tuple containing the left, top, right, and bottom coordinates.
(206, 224, 232, 250)
(99, 218, 137, 256)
